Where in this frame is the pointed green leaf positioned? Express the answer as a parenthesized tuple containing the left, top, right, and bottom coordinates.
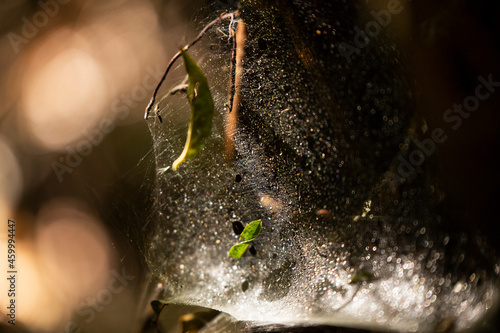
(172, 49, 215, 171)
(240, 219, 262, 242)
(228, 242, 251, 258)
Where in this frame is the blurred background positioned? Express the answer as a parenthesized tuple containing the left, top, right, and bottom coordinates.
(0, 0, 230, 331)
(0, 0, 500, 332)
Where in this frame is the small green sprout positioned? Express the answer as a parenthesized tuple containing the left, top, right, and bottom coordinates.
(228, 219, 262, 258)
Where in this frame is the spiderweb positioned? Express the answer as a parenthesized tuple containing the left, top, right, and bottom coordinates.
(143, 1, 499, 331)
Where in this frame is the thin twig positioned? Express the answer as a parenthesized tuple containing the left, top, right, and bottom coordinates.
(144, 11, 239, 121)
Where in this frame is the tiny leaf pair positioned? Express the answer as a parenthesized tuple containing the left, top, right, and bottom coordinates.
(228, 219, 262, 258)
(171, 49, 215, 171)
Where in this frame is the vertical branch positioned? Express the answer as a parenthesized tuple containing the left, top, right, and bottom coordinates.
(225, 19, 247, 157)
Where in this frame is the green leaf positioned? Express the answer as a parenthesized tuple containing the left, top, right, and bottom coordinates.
(239, 219, 262, 242)
(172, 49, 215, 171)
(228, 242, 251, 259)
(228, 220, 262, 258)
